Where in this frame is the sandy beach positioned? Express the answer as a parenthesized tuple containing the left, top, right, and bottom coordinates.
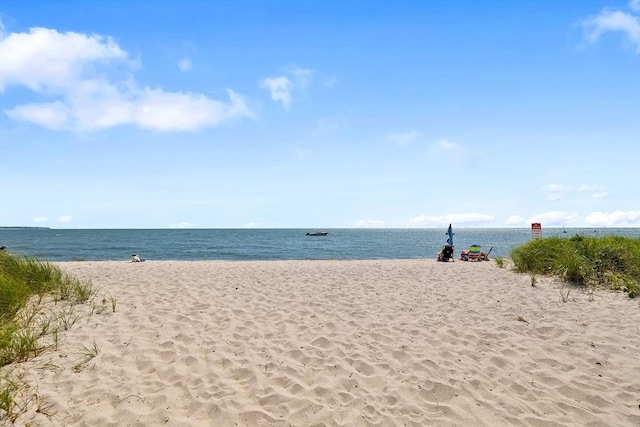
(7, 260, 640, 426)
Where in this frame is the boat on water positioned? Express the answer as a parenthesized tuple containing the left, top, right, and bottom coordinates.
(305, 231, 328, 236)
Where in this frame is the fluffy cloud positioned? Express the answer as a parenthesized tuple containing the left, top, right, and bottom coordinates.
(505, 215, 527, 226)
(582, 4, 640, 53)
(528, 211, 578, 226)
(260, 67, 313, 110)
(260, 76, 293, 110)
(169, 222, 199, 228)
(585, 210, 640, 226)
(0, 27, 129, 93)
(0, 27, 254, 131)
(355, 219, 386, 228)
(59, 215, 73, 223)
(542, 183, 608, 201)
(242, 222, 262, 228)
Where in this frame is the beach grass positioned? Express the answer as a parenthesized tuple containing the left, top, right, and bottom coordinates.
(0, 252, 94, 367)
(510, 234, 640, 298)
(0, 251, 94, 422)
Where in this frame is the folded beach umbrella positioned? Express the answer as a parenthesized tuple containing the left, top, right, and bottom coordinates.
(446, 223, 454, 245)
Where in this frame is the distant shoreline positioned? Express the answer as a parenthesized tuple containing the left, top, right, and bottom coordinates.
(0, 226, 51, 229)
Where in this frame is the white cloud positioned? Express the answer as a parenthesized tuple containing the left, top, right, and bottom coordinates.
(135, 88, 254, 131)
(33, 216, 48, 223)
(544, 184, 567, 192)
(631, 0, 640, 13)
(585, 210, 640, 226)
(578, 184, 608, 199)
(0, 27, 254, 131)
(387, 131, 418, 145)
(5, 87, 253, 132)
(260, 67, 315, 110)
(505, 215, 527, 225)
(528, 211, 578, 226)
(0, 27, 129, 93)
(355, 219, 386, 228)
(541, 183, 609, 201)
(260, 76, 293, 110)
(59, 215, 73, 223)
(446, 213, 495, 224)
(409, 213, 494, 227)
(5, 101, 71, 130)
(408, 215, 442, 227)
(582, 8, 640, 53)
(178, 58, 192, 72)
(169, 222, 199, 228)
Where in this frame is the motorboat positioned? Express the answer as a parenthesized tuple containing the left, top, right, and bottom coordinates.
(305, 230, 328, 236)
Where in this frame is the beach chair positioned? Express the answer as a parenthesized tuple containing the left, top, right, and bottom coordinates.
(480, 246, 493, 261)
(467, 245, 481, 261)
(437, 245, 455, 262)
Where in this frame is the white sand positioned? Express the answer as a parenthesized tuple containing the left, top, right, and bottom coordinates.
(6, 260, 640, 426)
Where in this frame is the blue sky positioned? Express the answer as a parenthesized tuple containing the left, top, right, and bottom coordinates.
(0, 0, 639, 229)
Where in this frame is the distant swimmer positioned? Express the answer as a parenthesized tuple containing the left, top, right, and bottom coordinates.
(131, 254, 145, 262)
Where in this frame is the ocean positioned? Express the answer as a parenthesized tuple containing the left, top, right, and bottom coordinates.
(1, 228, 638, 262)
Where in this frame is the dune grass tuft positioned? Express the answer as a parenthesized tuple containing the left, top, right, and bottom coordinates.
(0, 251, 96, 422)
(510, 234, 640, 298)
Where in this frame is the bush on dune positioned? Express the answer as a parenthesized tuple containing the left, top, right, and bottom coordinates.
(0, 251, 95, 422)
(510, 235, 640, 298)
(0, 252, 94, 364)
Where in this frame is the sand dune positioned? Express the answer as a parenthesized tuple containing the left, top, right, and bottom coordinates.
(8, 260, 640, 426)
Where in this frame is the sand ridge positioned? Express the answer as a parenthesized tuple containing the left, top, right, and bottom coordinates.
(8, 259, 640, 426)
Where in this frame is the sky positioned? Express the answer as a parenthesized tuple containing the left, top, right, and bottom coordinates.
(0, 0, 639, 229)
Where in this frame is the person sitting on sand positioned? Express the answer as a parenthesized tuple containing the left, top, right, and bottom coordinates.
(131, 254, 145, 262)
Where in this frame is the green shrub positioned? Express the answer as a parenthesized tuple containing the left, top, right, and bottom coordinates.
(510, 235, 640, 298)
(1, 252, 95, 366)
(0, 252, 96, 422)
(0, 276, 30, 324)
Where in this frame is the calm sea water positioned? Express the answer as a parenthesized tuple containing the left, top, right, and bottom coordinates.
(0, 228, 638, 262)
